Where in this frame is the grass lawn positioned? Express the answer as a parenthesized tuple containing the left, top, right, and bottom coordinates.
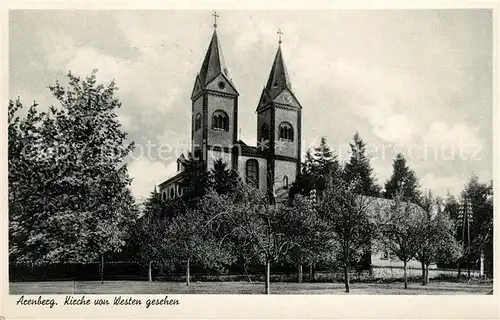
(10, 280, 493, 295)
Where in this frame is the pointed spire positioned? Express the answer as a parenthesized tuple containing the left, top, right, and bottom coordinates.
(199, 29, 231, 86)
(265, 44, 292, 99)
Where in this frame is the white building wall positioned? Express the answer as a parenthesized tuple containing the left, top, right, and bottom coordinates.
(273, 160, 297, 198)
(238, 155, 267, 191)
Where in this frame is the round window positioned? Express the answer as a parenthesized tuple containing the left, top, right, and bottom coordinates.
(218, 81, 226, 90)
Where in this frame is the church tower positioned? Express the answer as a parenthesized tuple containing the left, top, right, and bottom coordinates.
(159, 20, 303, 202)
(256, 32, 302, 197)
(191, 14, 239, 171)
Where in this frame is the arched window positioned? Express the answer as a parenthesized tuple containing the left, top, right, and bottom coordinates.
(279, 122, 294, 141)
(170, 188, 175, 198)
(162, 192, 167, 201)
(246, 159, 259, 188)
(260, 123, 269, 141)
(212, 110, 229, 131)
(195, 113, 202, 131)
(283, 175, 289, 189)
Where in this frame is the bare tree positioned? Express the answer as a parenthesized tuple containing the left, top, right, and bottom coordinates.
(375, 195, 424, 289)
(415, 191, 462, 285)
(317, 178, 375, 293)
(166, 199, 233, 286)
(285, 194, 324, 283)
(201, 182, 301, 294)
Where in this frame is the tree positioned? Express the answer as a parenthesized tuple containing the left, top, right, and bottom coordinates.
(9, 71, 138, 265)
(312, 137, 341, 193)
(202, 182, 302, 294)
(302, 148, 315, 175)
(285, 195, 325, 283)
(415, 191, 462, 285)
(133, 187, 170, 282)
(209, 158, 240, 195)
(317, 177, 374, 293)
(344, 132, 381, 196)
(289, 149, 316, 198)
(375, 194, 425, 289)
(9, 99, 44, 262)
(441, 193, 464, 276)
(443, 193, 461, 221)
(180, 152, 210, 205)
(166, 193, 234, 286)
(384, 153, 421, 204)
(460, 175, 493, 278)
(290, 138, 340, 199)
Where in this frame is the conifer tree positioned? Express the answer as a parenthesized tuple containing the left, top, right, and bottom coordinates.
(312, 137, 340, 193)
(291, 138, 340, 198)
(302, 148, 315, 175)
(181, 152, 209, 205)
(209, 158, 240, 195)
(290, 148, 316, 197)
(312, 137, 339, 176)
(384, 153, 421, 204)
(344, 132, 381, 196)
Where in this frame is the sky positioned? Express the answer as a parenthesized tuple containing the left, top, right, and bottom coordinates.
(9, 10, 493, 201)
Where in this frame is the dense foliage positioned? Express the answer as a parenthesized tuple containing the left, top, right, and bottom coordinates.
(9, 71, 138, 264)
(9, 71, 493, 294)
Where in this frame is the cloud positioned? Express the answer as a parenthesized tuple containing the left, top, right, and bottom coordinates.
(411, 121, 485, 163)
(372, 114, 417, 144)
(40, 25, 188, 115)
(155, 129, 191, 158)
(43, 32, 130, 83)
(230, 18, 276, 53)
(420, 173, 466, 198)
(116, 112, 137, 132)
(65, 47, 128, 83)
(288, 53, 429, 146)
(424, 122, 482, 150)
(128, 157, 177, 201)
(354, 99, 419, 144)
(10, 11, 492, 202)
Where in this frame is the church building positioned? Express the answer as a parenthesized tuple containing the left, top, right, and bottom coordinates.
(159, 20, 302, 201)
(156, 14, 445, 277)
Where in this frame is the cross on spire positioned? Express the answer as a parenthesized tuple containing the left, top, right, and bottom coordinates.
(212, 11, 219, 28)
(277, 28, 284, 44)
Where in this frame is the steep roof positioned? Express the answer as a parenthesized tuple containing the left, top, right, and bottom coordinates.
(235, 139, 267, 158)
(359, 195, 425, 221)
(198, 30, 233, 87)
(265, 45, 292, 99)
